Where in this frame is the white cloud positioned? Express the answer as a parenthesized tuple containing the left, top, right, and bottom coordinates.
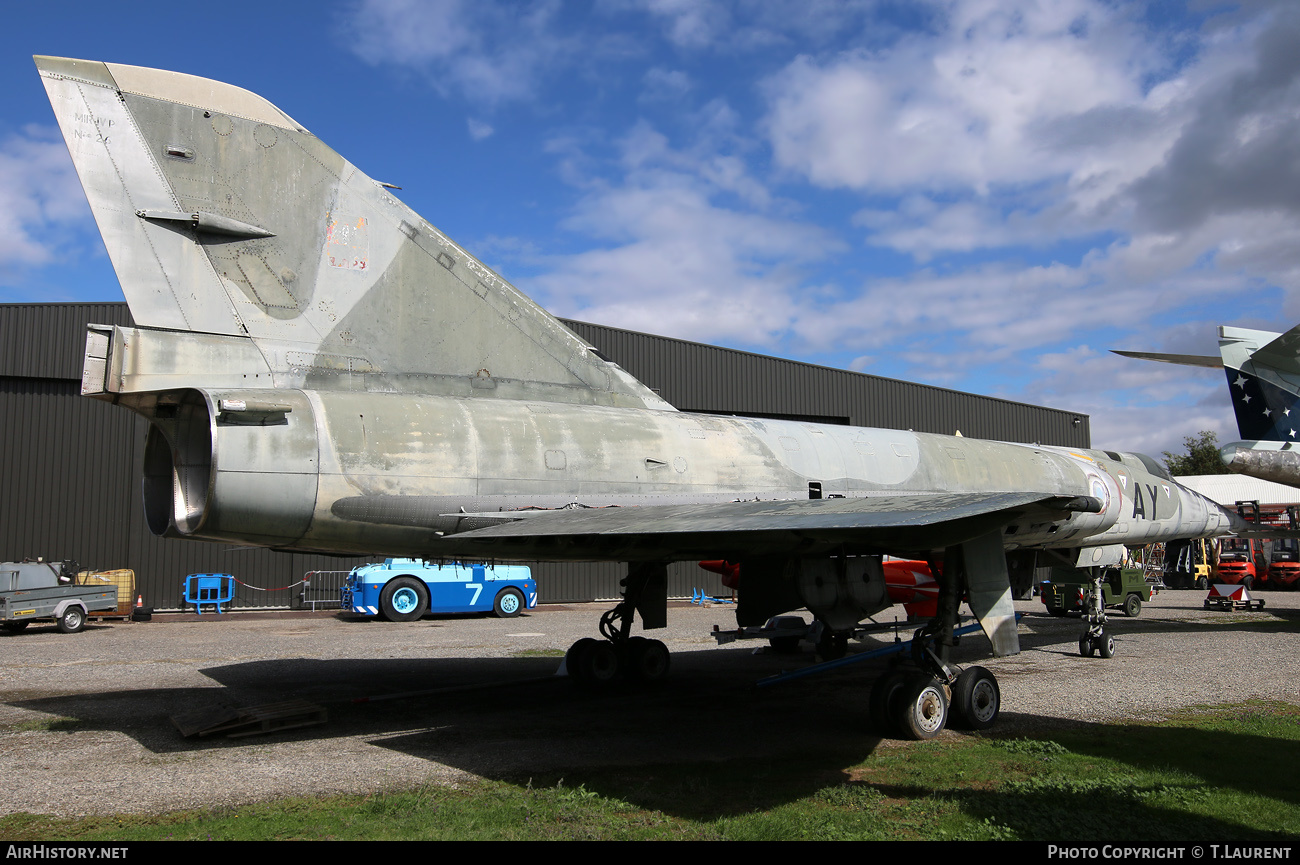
(0, 126, 95, 284)
(764, 0, 1155, 196)
(762, 0, 1300, 276)
(341, 0, 574, 105)
(639, 67, 692, 102)
(467, 118, 495, 140)
(1017, 343, 1237, 456)
(634, 0, 731, 48)
(525, 122, 843, 345)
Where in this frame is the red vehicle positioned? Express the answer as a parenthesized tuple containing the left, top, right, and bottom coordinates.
(1267, 537, 1300, 589)
(1217, 537, 1266, 586)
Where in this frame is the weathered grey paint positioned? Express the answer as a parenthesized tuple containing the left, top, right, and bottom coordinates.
(0, 303, 1085, 608)
(32, 57, 1249, 650)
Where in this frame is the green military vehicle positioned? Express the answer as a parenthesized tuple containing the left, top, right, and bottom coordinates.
(1040, 566, 1152, 618)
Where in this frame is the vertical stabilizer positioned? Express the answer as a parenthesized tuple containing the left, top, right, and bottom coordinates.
(1218, 325, 1300, 442)
(37, 55, 672, 411)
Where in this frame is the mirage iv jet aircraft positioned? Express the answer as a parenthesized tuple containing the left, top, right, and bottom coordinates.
(38, 55, 1250, 739)
(1115, 325, 1300, 487)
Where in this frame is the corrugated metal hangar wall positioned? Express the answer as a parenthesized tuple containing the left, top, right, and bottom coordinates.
(1, 302, 1091, 609)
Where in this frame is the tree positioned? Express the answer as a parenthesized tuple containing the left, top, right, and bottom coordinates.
(1162, 430, 1231, 476)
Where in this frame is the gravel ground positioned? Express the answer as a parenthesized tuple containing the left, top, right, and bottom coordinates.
(2, 589, 1298, 817)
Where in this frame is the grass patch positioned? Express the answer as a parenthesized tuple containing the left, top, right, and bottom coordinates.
(3, 701, 1297, 841)
(2, 716, 84, 734)
(511, 648, 566, 658)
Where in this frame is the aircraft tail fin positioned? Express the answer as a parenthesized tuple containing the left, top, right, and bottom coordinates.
(1248, 324, 1300, 376)
(37, 55, 671, 411)
(1216, 325, 1300, 442)
(1114, 325, 1300, 443)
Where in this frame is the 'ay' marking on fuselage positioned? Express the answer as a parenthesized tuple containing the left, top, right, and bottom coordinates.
(1131, 483, 1160, 520)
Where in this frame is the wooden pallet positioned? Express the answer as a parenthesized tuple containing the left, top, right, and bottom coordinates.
(171, 699, 328, 738)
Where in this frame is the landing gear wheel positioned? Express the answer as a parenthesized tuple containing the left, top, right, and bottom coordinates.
(379, 577, 428, 622)
(768, 636, 801, 654)
(565, 638, 597, 684)
(1123, 594, 1142, 618)
(579, 640, 621, 687)
(951, 666, 1000, 730)
(869, 670, 911, 738)
(896, 674, 949, 740)
(493, 588, 525, 618)
(1079, 635, 1094, 657)
(816, 630, 848, 661)
(1097, 633, 1116, 658)
(625, 637, 671, 683)
(57, 606, 86, 634)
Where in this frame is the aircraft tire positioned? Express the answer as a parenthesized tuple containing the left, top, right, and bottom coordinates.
(897, 674, 948, 740)
(869, 670, 911, 737)
(1097, 634, 1115, 658)
(57, 606, 86, 634)
(379, 577, 428, 622)
(493, 588, 525, 618)
(1124, 594, 1142, 618)
(951, 666, 1000, 730)
(768, 636, 800, 654)
(565, 638, 598, 684)
(1078, 635, 1094, 657)
(578, 640, 621, 687)
(625, 637, 671, 683)
(816, 630, 848, 661)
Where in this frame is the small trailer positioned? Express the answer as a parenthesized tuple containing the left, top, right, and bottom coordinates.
(2, 560, 118, 634)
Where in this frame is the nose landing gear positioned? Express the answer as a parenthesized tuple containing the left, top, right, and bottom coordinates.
(1078, 572, 1115, 659)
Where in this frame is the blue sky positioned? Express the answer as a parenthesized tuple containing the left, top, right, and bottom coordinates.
(4, 0, 1298, 458)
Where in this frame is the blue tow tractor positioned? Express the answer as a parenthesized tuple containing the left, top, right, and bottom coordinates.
(342, 559, 537, 621)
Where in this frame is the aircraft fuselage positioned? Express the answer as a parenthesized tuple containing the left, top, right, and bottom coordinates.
(130, 377, 1230, 560)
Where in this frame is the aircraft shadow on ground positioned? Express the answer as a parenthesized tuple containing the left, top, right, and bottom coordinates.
(7, 645, 1298, 833)
(1016, 606, 1300, 646)
(6, 646, 893, 759)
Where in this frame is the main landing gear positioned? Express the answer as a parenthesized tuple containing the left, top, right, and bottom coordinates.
(565, 635, 671, 687)
(869, 538, 1006, 740)
(868, 624, 1002, 740)
(565, 562, 672, 688)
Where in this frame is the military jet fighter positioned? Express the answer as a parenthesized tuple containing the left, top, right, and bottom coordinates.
(38, 55, 1250, 739)
(1115, 325, 1300, 486)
